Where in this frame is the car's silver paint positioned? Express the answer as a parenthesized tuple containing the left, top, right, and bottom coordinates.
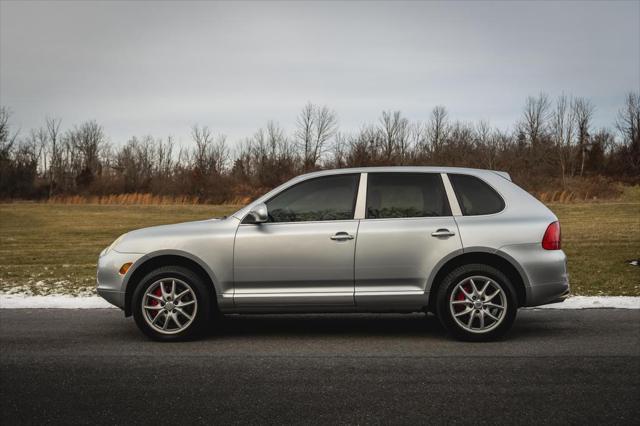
(97, 250, 144, 308)
(233, 220, 359, 306)
(498, 243, 569, 306)
(97, 166, 569, 315)
(98, 218, 239, 310)
(354, 215, 462, 309)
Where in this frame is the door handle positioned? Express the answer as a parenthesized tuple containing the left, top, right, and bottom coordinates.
(330, 232, 354, 241)
(431, 229, 455, 238)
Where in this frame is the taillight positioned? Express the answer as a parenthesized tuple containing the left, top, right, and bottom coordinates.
(542, 221, 561, 250)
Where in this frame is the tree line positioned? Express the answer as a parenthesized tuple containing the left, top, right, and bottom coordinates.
(0, 92, 638, 203)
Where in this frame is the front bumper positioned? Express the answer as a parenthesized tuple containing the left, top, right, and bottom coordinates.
(96, 250, 144, 310)
(97, 288, 125, 308)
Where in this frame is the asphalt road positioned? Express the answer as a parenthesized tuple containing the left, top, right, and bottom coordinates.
(1, 309, 639, 425)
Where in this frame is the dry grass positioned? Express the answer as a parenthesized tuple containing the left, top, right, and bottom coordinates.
(546, 186, 640, 296)
(0, 190, 638, 296)
(0, 203, 239, 295)
(47, 193, 203, 205)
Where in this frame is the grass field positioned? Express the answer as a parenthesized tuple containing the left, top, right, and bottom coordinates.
(1, 193, 638, 296)
(0, 204, 240, 296)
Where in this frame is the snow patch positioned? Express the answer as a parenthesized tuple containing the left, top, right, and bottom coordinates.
(0, 294, 115, 309)
(528, 296, 640, 310)
(0, 294, 639, 310)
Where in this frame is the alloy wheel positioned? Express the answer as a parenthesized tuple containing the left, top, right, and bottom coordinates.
(141, 278, 198, 335)
(449, 275, 507, 334)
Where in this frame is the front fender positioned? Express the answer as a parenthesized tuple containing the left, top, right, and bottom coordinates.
(121, 249, 222, 296)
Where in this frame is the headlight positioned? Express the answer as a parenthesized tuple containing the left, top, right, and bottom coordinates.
(100, 234, 126, 257)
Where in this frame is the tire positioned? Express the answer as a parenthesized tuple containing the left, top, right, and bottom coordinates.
(132, 265, 211, 341)
(436, 263, 518, 342)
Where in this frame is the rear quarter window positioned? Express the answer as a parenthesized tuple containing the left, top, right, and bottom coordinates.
(449, 174, 505, 215)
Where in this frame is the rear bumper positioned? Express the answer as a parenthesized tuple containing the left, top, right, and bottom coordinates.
(526, 281, 570, 306)
(498, 243, 570, 307)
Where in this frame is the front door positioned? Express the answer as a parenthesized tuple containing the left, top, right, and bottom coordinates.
(234, 174, 361, 307)
(354, 173, 463, 309)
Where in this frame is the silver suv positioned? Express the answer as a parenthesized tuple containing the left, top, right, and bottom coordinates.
(97, 167, 569, 341)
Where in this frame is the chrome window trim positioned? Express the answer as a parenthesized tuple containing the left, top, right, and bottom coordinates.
(441, 173, 462, 216)
(238, 219, 360, 227)
(354, 173, 368, 220)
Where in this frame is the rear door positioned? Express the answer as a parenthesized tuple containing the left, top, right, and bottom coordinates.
(354, 172, 463, 309)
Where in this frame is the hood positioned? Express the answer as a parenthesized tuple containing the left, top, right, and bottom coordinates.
(112, 218, 231, 254)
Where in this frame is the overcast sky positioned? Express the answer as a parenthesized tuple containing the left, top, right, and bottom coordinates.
(1, 0, 639, 147)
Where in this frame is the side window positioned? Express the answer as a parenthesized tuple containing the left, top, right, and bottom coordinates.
(266, 174, 359, 223)
(449, 174, 505, 215)
(366, 173, 451, 219)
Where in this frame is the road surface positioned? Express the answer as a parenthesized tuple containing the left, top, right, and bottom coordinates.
(1, 309, 639, 424)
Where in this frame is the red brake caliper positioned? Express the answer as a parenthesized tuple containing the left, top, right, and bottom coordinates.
(454, 283, 470, 313)
(149, 287, 163, 318)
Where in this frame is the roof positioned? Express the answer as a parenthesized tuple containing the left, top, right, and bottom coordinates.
(296, 166, 510, 180)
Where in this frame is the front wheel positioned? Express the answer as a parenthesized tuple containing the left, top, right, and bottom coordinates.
(436, 264, 518, 342)
(132, 266, 211, 341)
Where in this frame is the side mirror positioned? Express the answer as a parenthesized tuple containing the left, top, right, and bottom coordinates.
(246, 203, 268, 224)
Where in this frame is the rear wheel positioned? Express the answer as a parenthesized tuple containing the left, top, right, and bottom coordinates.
(436, 264, 517, 341)
(132, 266, 211, 341)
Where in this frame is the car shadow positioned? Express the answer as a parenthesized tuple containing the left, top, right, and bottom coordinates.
(115, 310, 573, 343)
(207, 312, 448, 339)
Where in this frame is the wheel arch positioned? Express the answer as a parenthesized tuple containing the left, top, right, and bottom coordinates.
(123, 251, 219, 317)
(427, 249, 528, 312)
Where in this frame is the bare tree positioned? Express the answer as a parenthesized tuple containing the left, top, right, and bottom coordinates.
(65, 120, 105, 188)
(33, 127, 48, 175)
(330, 132, 348, 168)
(446, 121, 475, 166)
(266, 120, 287, 159)
(407, 121, 426, 164)
(572, 97, 594, 176)
(475, 120, 497, 169)
(426, 106, 449, 159)
(616, 92, 640, 175)
(45, 117, 62, 196)
(313, 105, 338, 165)
(296, 103, 314, 169)
(379, 110, 409, 163)
(0, 107, 19, 160)
(552, 94, 576, 186)
(1, 92, 639, 202)
(521, 93, 551, 148)
(296, 103, 337, 171)
(155, 136, 175, 182)
(191, 124, 214, 174)
(191, 125, 228, 176)
(248, 121, 296, 188)
(587, 128, 614, 175)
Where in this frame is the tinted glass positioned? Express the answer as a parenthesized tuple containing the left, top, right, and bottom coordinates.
(266, 174, 359, 222)
(366, 173, 451, 219)
(449, 174, 505, 215)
